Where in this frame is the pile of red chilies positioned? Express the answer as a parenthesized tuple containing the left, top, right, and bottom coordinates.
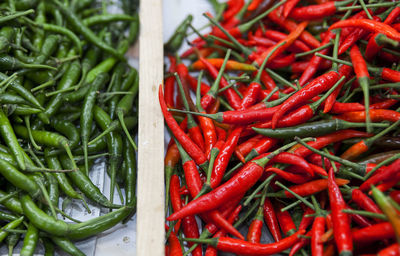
(161, 0, 400, 255)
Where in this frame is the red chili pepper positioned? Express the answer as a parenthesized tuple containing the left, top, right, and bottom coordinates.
(289, 0, 352, 21)
(270, 178, 350, 198)
(187, 74, 210, 96)
(324, 64, 353, 113)
(205, 205, 242, 256)
(159, 86, 208, 169)
(166, 226, 183, 256)
(351, 189, 383, 222)
(188, 229, 304, 255)
(223, 0, 244, 21)
(283, 0, 300, 18)
(328, 167, 353, 255)
(390, 191, 400, 205)
(234, 135, 263, 162)
(330, 102, 365, 114)
(247, 0, 263, 11)
(265, 167, 311, 184)
(211, 126, 243, 188)
(360, 159, 400, 191)
(299, 31, 335, 86)
(329, 19, 400, 41)
(191, 58, 257, 72)
(294, 130, 371, 158)
(337, 109, 400, 123)
(276, 201, 297, 236)
(164, 56, 176, 108)
(270, 152, 314, 177)
(264, 30, 312, 52)
(289, 230, 312, 256)
(381, 68, 400, 82)
(167, 160, 264, 221)
(352, 222, 395, 244)
(255, 21, 309, 66)
(272, 70, 340, 129)
(377, 243, 400, 256)
(263, 197, 282, 242)
(312, 215, 325, 256)
(268, 9, 321, 48)
(240, 82, 262, 109)
(338, 15, 381, 55)
(199, 57, 242, 110)
(170, 174, 184, 233)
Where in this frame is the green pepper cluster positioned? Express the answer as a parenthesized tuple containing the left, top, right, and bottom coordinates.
(0, 0, 139, 255)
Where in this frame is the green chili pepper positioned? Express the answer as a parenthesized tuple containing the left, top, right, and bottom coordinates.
(20, 223, 38, 256)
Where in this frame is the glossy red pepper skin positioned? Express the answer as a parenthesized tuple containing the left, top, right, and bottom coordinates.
(265, 167, 311, 184)
(381, 68, 400, 83)
(234, 135, 263, 162)
(213, 229, 304, 255)
(283, 0, 300, 18)
(159, 86, 207, 168)
(329, 19, 400, 41)
(290, 1, 340, 20)
(263, 197, 282, 242)
(272, 70, 340, 129)
(352, 222, 395, 244)
(270, 152, 314, 176)
(311, 216, 325, 256)
(299, 32, 335, 86)
(360, 159, 400, 191)
(337, 109, 400, 123)
(164, 56, 176, 108)
(289, 230, 312, 256)
(276, 178, 349, 198)
(351, 189, 382, 217)
(211, 126, 243, 188)
(167, 227, 183, 256)
(328, 168, 353, 255)
(324, 64, 353, 113)
(294, 130, 371, 158)
(268, 9, 321, 48)
(276, 202, 297, 236)
(264, 30, 311, 52)
(167, 161, 263, 221)
(377, 243, 400, 256)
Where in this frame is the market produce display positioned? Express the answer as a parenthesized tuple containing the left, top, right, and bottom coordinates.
(0, 0, 138, 255)
(161, 0, 400, 255)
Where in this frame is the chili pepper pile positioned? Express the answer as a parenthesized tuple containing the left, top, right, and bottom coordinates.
(0, 0, 139, 255)
(162, 0, 400, 255)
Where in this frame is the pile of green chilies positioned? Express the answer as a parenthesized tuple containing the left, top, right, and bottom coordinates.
(162, 0, 400, 255)
(0, 0, 139, 255)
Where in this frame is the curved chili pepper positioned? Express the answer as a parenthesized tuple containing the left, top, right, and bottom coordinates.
(272, 70, 340, 129)
(283, 0, 300, 18)
(377, 243, 400, 256)
(159, 86, 208, 170)
(234, 135, 263, 162)
(329, 19, 400, 41)
(352, 189, 383, 222)
(289, 0, 353, 21)
(298, 31, 335, 86)
(353, 222, 395, 243)
(164, 56, 176, 108)
(269, 178, 350, 198)
(186, 229, 304, 255)
(337, 109, 400, 123)
(191, 58, 257, 71)
(264, 30, 311, 52)
(328, 167, 353, 255)
(276, 201, 297, 236)
(265, 167, 311, 184)
(263, 197, 283, 242)
(166, 225, 183, 256)
(268, 9, 321, 48)
(294, 130, 371, 158)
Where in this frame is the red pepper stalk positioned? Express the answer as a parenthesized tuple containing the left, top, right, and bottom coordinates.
(328, 167, 353, 256)
(371, 186, 400, 244)
(349, 45, 372, 133)
(341, 120, 400, 160)
(175, 73, 205, 152)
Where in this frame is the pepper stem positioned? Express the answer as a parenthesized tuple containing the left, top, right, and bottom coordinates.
(244, 173, 276, 206)
(310, 76, 346, 112)
(275, 181, 315, 210)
